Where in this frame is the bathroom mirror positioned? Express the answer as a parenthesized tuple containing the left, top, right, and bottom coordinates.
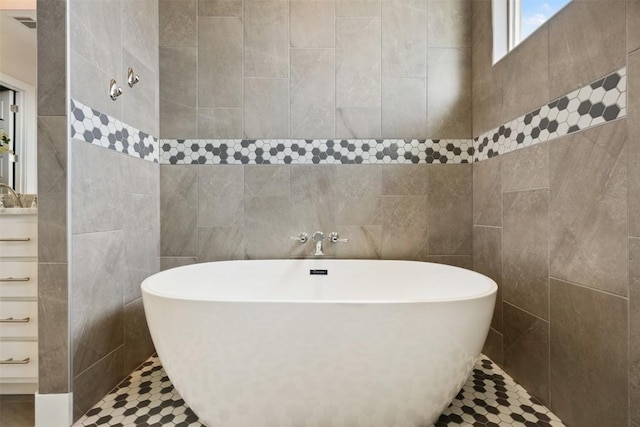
(0, 3, 37, 194)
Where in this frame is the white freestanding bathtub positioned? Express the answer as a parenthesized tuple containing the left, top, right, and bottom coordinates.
(141, 260, 496, 427)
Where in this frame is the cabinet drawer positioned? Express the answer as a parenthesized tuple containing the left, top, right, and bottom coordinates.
(0, 341, 37, 378)
(0, 262, 37, 297)
(0, 301, 37, 338)
(0, 222, 37, 257)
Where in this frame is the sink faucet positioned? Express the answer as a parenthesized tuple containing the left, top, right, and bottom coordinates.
(0, 184, 23, 208)
(312, 231, 325, 256)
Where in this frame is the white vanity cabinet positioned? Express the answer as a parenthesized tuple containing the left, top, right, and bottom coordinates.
(0, 210, 38, 394)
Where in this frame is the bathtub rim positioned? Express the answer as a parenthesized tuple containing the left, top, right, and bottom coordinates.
(142, 259, 497, 305)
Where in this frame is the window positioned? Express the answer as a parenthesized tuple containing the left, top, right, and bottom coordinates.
(493, 0, 572, 63)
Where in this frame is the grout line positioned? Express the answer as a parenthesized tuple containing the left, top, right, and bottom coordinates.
(549, 275, 630, 301)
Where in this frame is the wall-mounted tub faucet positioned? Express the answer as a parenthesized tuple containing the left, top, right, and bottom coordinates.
(312, 231, 325, 256)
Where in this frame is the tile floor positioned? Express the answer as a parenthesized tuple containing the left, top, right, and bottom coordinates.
(73, 355, 565, 427)
(0, 394, 35, 427)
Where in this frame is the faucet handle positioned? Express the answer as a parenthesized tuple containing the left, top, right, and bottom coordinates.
(290, 232, 308, 243)
(328, 232, 349, 243)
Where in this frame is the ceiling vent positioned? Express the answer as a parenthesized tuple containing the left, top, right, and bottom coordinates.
(13, 16, 36, 29)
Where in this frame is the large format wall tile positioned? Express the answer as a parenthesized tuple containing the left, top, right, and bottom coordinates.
(382, 78, 427, 138)
(503, 303, 549, 406)
(123, 298, 154, 376)
(160, 48, 197, 114)
(123, 193, 160, 304)
(290, 165, 337, 232)
(198, 165, 244, 228)
(244, 165, 290, 197)
(198, 227, 244, 262)
(70, 51, 121, 120)
(381, 196, 428, 260)
(198, 108, 243, 139)
(198, 0, 242, 17)
(335, 107, 381, 138)
(71, 141, 123, 234)
(159, 0, 197, 47)
(37, 0, 66, 116)
(121, 0, 158, 72)
(290, 0, 335, 48)
(631, 237, 640, 423)
(122, 50, 157, 137)
(336, 0, 381, 17)
(630, 0, 640, 54)
(38, 117, 67, 263)
(427, 164, 472, 255)
(427, 48, 472, 138)
(244, 78, 289, 138)
(629, 50, 640, 237)
(501, 25, 549, 122)
(336, 17, 381, 108)
(549, 121, 628, 296)
(160, 98, 197, 139)
(548, 0, 626, 99)
(199, 17, 243, 108)
(473, 157, 501, 227)
(244, 196, 293, 259)
(335, 165, 382, 225)
(503, 189, 549, 320)
(291, 49, 336, 138)
(426, 255, 472, 269)
(550, 279, 628, 427)
(244, 0, 289, 78)
(38, 263, 69, 394)
(381, 164, 427, 196)
(428, 0, 471, 48)
(483, 328, 503, 366)
(501, 142, 549, 192)
(334, 225, 381, 259)
(473, 225, 503, 332)
(160, 165, 198, 257)
(381, 0, 427, 78)
(72, 231, 126, 376)
(70, 0, 121, 92)
(73, 347, 123, 420)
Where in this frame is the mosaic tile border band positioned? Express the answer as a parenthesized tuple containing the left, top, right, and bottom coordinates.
(160, 138, 474, 165)
(70, 100, 159, 163)
(70, 67, 626, 166)
(474, 67, 627, 162)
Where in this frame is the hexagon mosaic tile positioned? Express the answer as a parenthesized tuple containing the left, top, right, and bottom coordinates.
(160, 138, 474, 165)
(73, 355, 565, 427)
(70, 100, 159, 163)
(474, 67, 626, 161)
(70, 68, 626, 166)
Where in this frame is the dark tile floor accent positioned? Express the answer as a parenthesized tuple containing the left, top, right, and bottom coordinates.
(0, 394, 35, 427)
(73, 355, 565, 427)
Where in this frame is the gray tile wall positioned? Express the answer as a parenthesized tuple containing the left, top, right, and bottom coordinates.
(70, 141, 159, 420)
(37, 0, 70, 396)
(159, 0, 472, 140)
(472, 1, 636, 424)
(160, 163, 472, 267)
(68, 0, 160, 419)
(70, 0, 159, 137)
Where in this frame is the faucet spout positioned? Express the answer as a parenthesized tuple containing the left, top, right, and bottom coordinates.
(312, 231, 325, 256)
(0, 184, 23, 208)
